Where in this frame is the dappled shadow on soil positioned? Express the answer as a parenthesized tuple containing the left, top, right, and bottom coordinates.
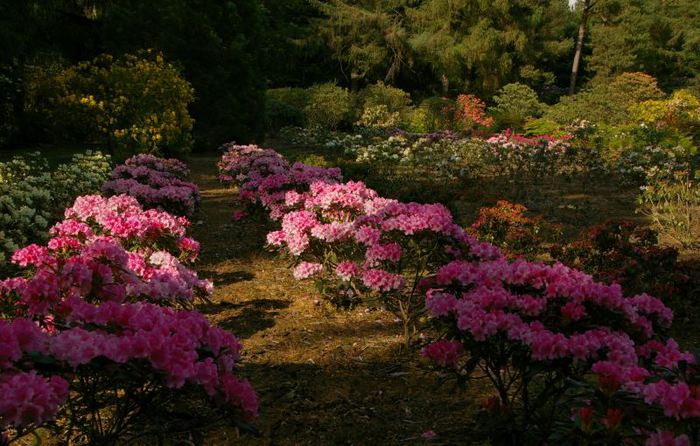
(188, 154, 486, 445)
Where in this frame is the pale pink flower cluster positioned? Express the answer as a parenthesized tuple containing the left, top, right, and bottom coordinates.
(102, 154, 200, 217)
(268, 184, 499, 295)
(59, 194, 189, 247)
(292, 262, 324, 280)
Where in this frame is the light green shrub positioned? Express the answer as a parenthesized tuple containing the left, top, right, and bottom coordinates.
(360, 82, 412, 114)
(304, 83, 352, 130)
(0, 150, 112, 269)
(0, 161, 54, 266)
(544, 72, 665, 126)
(522, 118, 564, 137)
(638, 174, 700, 248)
(489, 83, 544, 130)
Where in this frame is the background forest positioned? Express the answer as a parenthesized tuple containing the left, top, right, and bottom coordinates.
(1, 0, 699, 152)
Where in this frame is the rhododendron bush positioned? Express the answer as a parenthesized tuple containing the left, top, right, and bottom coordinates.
(1, 157, 256, 443)
(219, 143, 500, 344)
(1, 195, 212, 316)
(484, 129, 582, 180)
(469, 200, 554, 259)
(0, 301, 257, 444)
(218, 142, 342, 219)
(551, 220, 699, 312)
(102, 154, 200, 217)
(423, 258, 699, 444)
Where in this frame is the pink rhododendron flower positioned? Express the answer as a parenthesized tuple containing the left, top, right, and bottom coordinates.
(422, 340, 463, 367)
(293, 262, 323, 280)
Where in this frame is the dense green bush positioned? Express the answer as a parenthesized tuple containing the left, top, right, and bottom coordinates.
(409, 96, 453, 133)
(0, 150, 111, 268)
(522, 118, 565, 137)
(264, 87, 309, 131)
(489, 83, 544, 131)
(304, 83, 352, 130)
(544, 72, 665, 126)
(28, 51, 194, 158)
(359, 82, 412, 115)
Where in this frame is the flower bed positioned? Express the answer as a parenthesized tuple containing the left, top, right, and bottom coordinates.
(1, 156, 255, 444)
(219, 140, 700, 444)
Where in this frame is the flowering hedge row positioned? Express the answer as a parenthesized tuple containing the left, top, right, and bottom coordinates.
(218, 142, 698, 444)
(102, 154, 201, 217)
(1, 156, 256, 444)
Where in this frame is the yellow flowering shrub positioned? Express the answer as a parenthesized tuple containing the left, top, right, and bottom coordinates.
(632, 90, 700, 135)
(29, 51, 194, 157)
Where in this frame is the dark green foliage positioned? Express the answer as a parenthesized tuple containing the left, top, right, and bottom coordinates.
(587, 0, 700, 89)
(258, 0, 335, 88)
(98, 0, 266, 148)
(264, 88, 310, 131)
(406, 0, 575, 95)
(0, 0, 265, 150)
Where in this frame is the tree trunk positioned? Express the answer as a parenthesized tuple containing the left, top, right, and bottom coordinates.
(569, 0, 592, 95)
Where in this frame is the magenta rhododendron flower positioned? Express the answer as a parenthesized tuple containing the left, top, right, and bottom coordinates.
(422, 340, 463, 367)
(645, 431, 690, 446)
(102, 155, 200, 217)
(0, 371, 69, 429)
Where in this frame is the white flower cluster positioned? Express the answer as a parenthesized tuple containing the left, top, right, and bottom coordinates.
(614, 145, 688, 187)
(345, 133, 484, 180)
(278, 126, 368, 150)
